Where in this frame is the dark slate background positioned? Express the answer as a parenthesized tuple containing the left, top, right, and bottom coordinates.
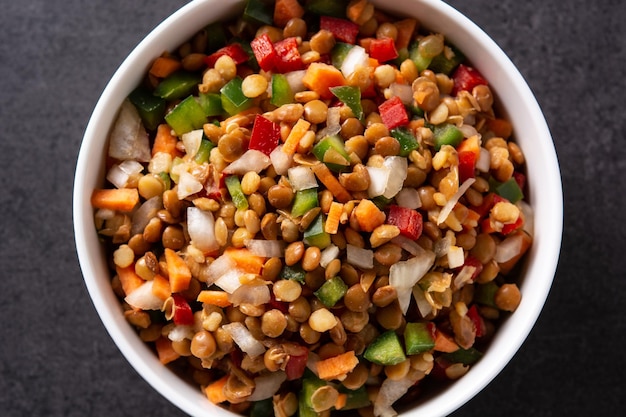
(1, 0, 623, 415)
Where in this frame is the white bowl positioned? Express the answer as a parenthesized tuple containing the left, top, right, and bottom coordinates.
(73, 0, 563, 416)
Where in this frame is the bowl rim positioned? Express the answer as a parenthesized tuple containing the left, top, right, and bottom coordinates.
(73, 0, 563, 416)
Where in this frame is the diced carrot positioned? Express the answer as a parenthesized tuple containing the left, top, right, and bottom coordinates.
(359, 37, 374, 52)
(116, 264, 145, 296)
(281, 118, 311, 156)
(155, 336, 180, 364)
(394, 18, 418, 50)
(204, 375, 229, 404)
(152, 123, 181, 157)
(354, 199, 386, 232)
(164, 248, 192, 293)
(224, 247, 265, 274)
(434, 329, 460, 353)
(486, 118, 513, 139)
(346, 0, 368, 25)
(197, 290, 232, 308)
(149, 56, 182, 79)
(335, 393, 348, 410)
(273, 0, 305, 27)
(324, 201, 344, 234)
(316, 350, 359, 381)
(302, 63, 346, 100)
(311, 163, 353, 204)
(456, 135, 481, 159)
(151, 274, 171, 301)
(91, 188, 139, 212)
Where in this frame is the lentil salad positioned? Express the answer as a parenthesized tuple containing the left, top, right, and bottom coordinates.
(90, 0, 533, 415)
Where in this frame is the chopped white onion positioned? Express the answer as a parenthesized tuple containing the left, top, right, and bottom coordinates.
(124, 281, 163, 310)
(247, 371, 287, 401)
(108, 99, 151, 162)
(454, 265, 476, 288)
(389, 250, 436, 314)
(288, 165, 318, 191)
(447, 245, 465, 269)
(95, 208, 116, 221)
(131, 196, 162, 236)
(285, 70, 307, 93)
(395, 187, 422, 209)
(270, 144, 293, 175)
(214, 268, 244, 294)
(229, 284, 271, 306)
(224, 149, 271, 175)
(181, 129, 203, 159)
(517, 200, 534, 235)
(106, 164, 131, 189)
(494, 233, 524, 263)
(391, 235, 424, 256)
(346, 244, 374, 270)
(412, 285, 433, 318)
(476, 147, 490, 173)
(320, 244, 340, 268)
(187, 207, 219, 253)
(341, 46, 369, 77)
(246, 239, 285, 258)
(206, 254, 237, 286)
(177, 171, 204, 200)
(366, 166, 390, 198)
(382, 156, 408, 199)
(458, 124, 479, 138)
(374, 370, 423, 417)
(437, 178, 475, 225)
(434, 236, 451, 258)
(389, 83, 413, 105)
(167, 325, 195, 342)
(148, 151, 173, 174)
(222, 322, 266, 358)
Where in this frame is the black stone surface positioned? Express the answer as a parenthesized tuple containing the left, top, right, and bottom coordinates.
(1, 0, 623, 415)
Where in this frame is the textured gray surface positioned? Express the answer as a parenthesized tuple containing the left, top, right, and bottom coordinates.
(0, 0, 624, 415)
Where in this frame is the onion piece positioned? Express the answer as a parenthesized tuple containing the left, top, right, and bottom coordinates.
(246, 239, 285, 258)
(288, 165, 318, 191)
(382, 156, 408, 199)
(108, 99, 151, 162)
(395, 187, 421, 209)
(437, 178, 475, 225)
(454, 265, 476, 288)
(222, 322, 266, 358)
(391, 235, 424, 256)
(167, 325, 195, 342)
(229, 284, 271, 306)
(412, 285, 433, 318)
(517, 200, 534, 235)
(224, 149, 271, 175)
(374, 370, 423, 417)
(247, 371, 287, 401)
(366, 166, 390, 198)
(346, 244, 374, 270)
(316, 106, 342, 140)
(389, 250, 436, 314)
(187, 207, 219, 253)
(389, 83, 413, 105)
(214, 268, 244, 294)
(476, 147, 490, 173)
(341, 46, 368, 77)
(494, 233, 524, 263)
(124, 281, 163, 310)
(447, 245, 465, 269)
(177, 171, 204, 199)
(320, 244, 340, 268)
(107, 160, 144, 189)
(130, 196, 162, 236)
(206, 254, 237, 286)
(270, 144, 293, 175)
(285, 70, 307, 93)
(181, 129, 203, 159)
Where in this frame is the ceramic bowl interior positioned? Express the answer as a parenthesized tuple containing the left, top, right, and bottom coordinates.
(73, 0, 563, 415)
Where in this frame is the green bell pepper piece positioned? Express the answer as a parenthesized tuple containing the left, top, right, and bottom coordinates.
(428, 44, 465, 75)
(197, 92, 223, 117)
(305, 0, 348, 18)
(312, 135, 350, 172)
(474, 281, 499, 308)
(299, 373, 327, 417)
(205, 22, 228, 53)
(330, 85, 363, 121)
(404, 322, 435, 355)
(291, 188, 319, 218)
(220, 76, 254, 116)
(495, 177, 524, 203)
(154, 70, 201, 100)
(338, 385, 371, 410)
(314, 276, 348, 308)
(157, 172, 171, 191)
(303, 214, 331, 249)
(280, 265, 306, 284)
(363, 330, 406, 366)
(128, 86, 165, 131)
(391, 127, 419, 157)
(243, 0, 274, 26)
(164, 96, 207, 136)
(331, 42, 354, 68)
(194, 137, 215, 164)
(442, 347, 483, 365)
(409, 41, 433, 73)
(225, 175, 248, 211)
(249, 398, 273, 417)
(271, 73, 294, 107)
(433, 123, 464, 150)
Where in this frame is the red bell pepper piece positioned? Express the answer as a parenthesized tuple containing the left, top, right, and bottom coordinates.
(467, 305, 486, 337)
(273, 37, 304, 73)
(378, 96, 409, 130)
(502, 215, 524, 235)
(249, 114, 280, 155)
(458, 150, 477, 183)
(250, 33, 277, 72)
(320, 16, 359, 44)
(386, 205, 423, 240)
(451, 64, 488, 96)
(513, 171, 526, 191)
(369, 37, 399, 62)
(473, 192, 507, 218)
(205, 43, 250, 68)
(285, 345, 309, 381)
(459, 254, 483, 281)
(170, 294, 194, 326)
